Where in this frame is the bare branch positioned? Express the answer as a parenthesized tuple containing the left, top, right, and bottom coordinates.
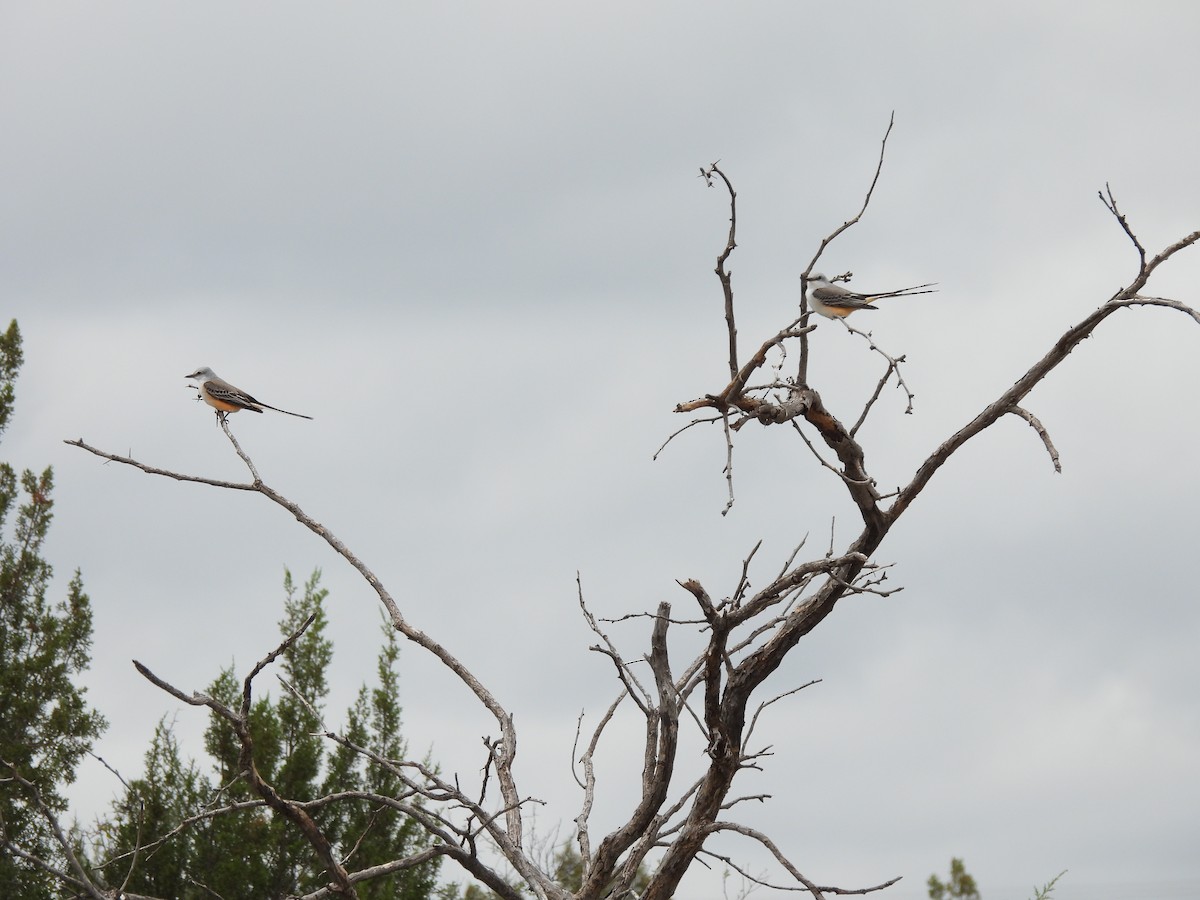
(803, 112, 896, 278)
(789, 420, 867, 485)
(295, 722, 531, 900)
(1008, 406, 1062, 473)
(707, 820, 901, 898)
(116, 796, 147, 899)
(701, 162, 741, 381)
(579, 603, 678, 899)
(828, 319, 915, 427)
(87, 749, 133, 792)
(579, 585, 654, 714)
(1099, 182, 1146, 270)
(742, 680, 822, 754)
(653, 414, 723, 460)
(730, 540, 763, 610)
(574, 691, 625, 872)
(1111, 293, 1200, 323)
(721, 406, 736, 515)
(672, 319, 813, 421)
(218, 415, 262, 482)
(66, 438, 258, 492)
(187, 875, 227, 899)
(132, 660, 229, 716)
(243, 612, 318, 716)
(730, 552, 867, 626)
(569, 711, 587, 791)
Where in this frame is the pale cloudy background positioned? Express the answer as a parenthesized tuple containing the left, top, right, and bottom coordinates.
(3, 3, 1199, 899)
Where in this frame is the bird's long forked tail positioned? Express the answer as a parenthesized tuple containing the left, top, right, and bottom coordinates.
(255, 402, 313, 420)
(867, 281, 939, 301)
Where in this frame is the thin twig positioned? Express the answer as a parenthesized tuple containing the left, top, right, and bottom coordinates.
(720, 407, 736, 515)
(834, 316, 915, 418)
(1099, 182, 1146, 271)
(742, 680, 822, 753)
(653, 415, 723, 460)
(799, 112, 897, 385)
(802, 113, 896, 277)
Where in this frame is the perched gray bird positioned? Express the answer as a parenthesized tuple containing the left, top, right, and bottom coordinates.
(805, 273, 937, 319)
(185, 367, 312, 421)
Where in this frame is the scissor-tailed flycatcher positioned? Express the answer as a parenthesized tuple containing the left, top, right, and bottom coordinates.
(185, 367, 312, 421)
(804, 273, 937, 319)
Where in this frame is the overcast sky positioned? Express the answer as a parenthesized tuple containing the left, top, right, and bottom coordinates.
(3, 3, 1199, 899)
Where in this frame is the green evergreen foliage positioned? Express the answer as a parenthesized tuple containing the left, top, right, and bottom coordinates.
(97, 569, 442, 898)
(928, 858, 981, 900)
(927, 858, 1067, 900)
(0, 321, 107, 898)
(1029, 870, 1066, 900)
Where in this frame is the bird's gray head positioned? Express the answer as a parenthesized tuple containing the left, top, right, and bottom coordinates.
(808, 273, 829, 285)
(185, 367, 216, 382)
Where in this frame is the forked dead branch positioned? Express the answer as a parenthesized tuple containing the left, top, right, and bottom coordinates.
(48, 121, 1200, 900)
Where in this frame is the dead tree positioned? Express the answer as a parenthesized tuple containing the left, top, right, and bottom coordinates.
(53, 119, 1199, 899)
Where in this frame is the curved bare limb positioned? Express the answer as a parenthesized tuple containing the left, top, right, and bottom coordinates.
(707, 820, 901, 899)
